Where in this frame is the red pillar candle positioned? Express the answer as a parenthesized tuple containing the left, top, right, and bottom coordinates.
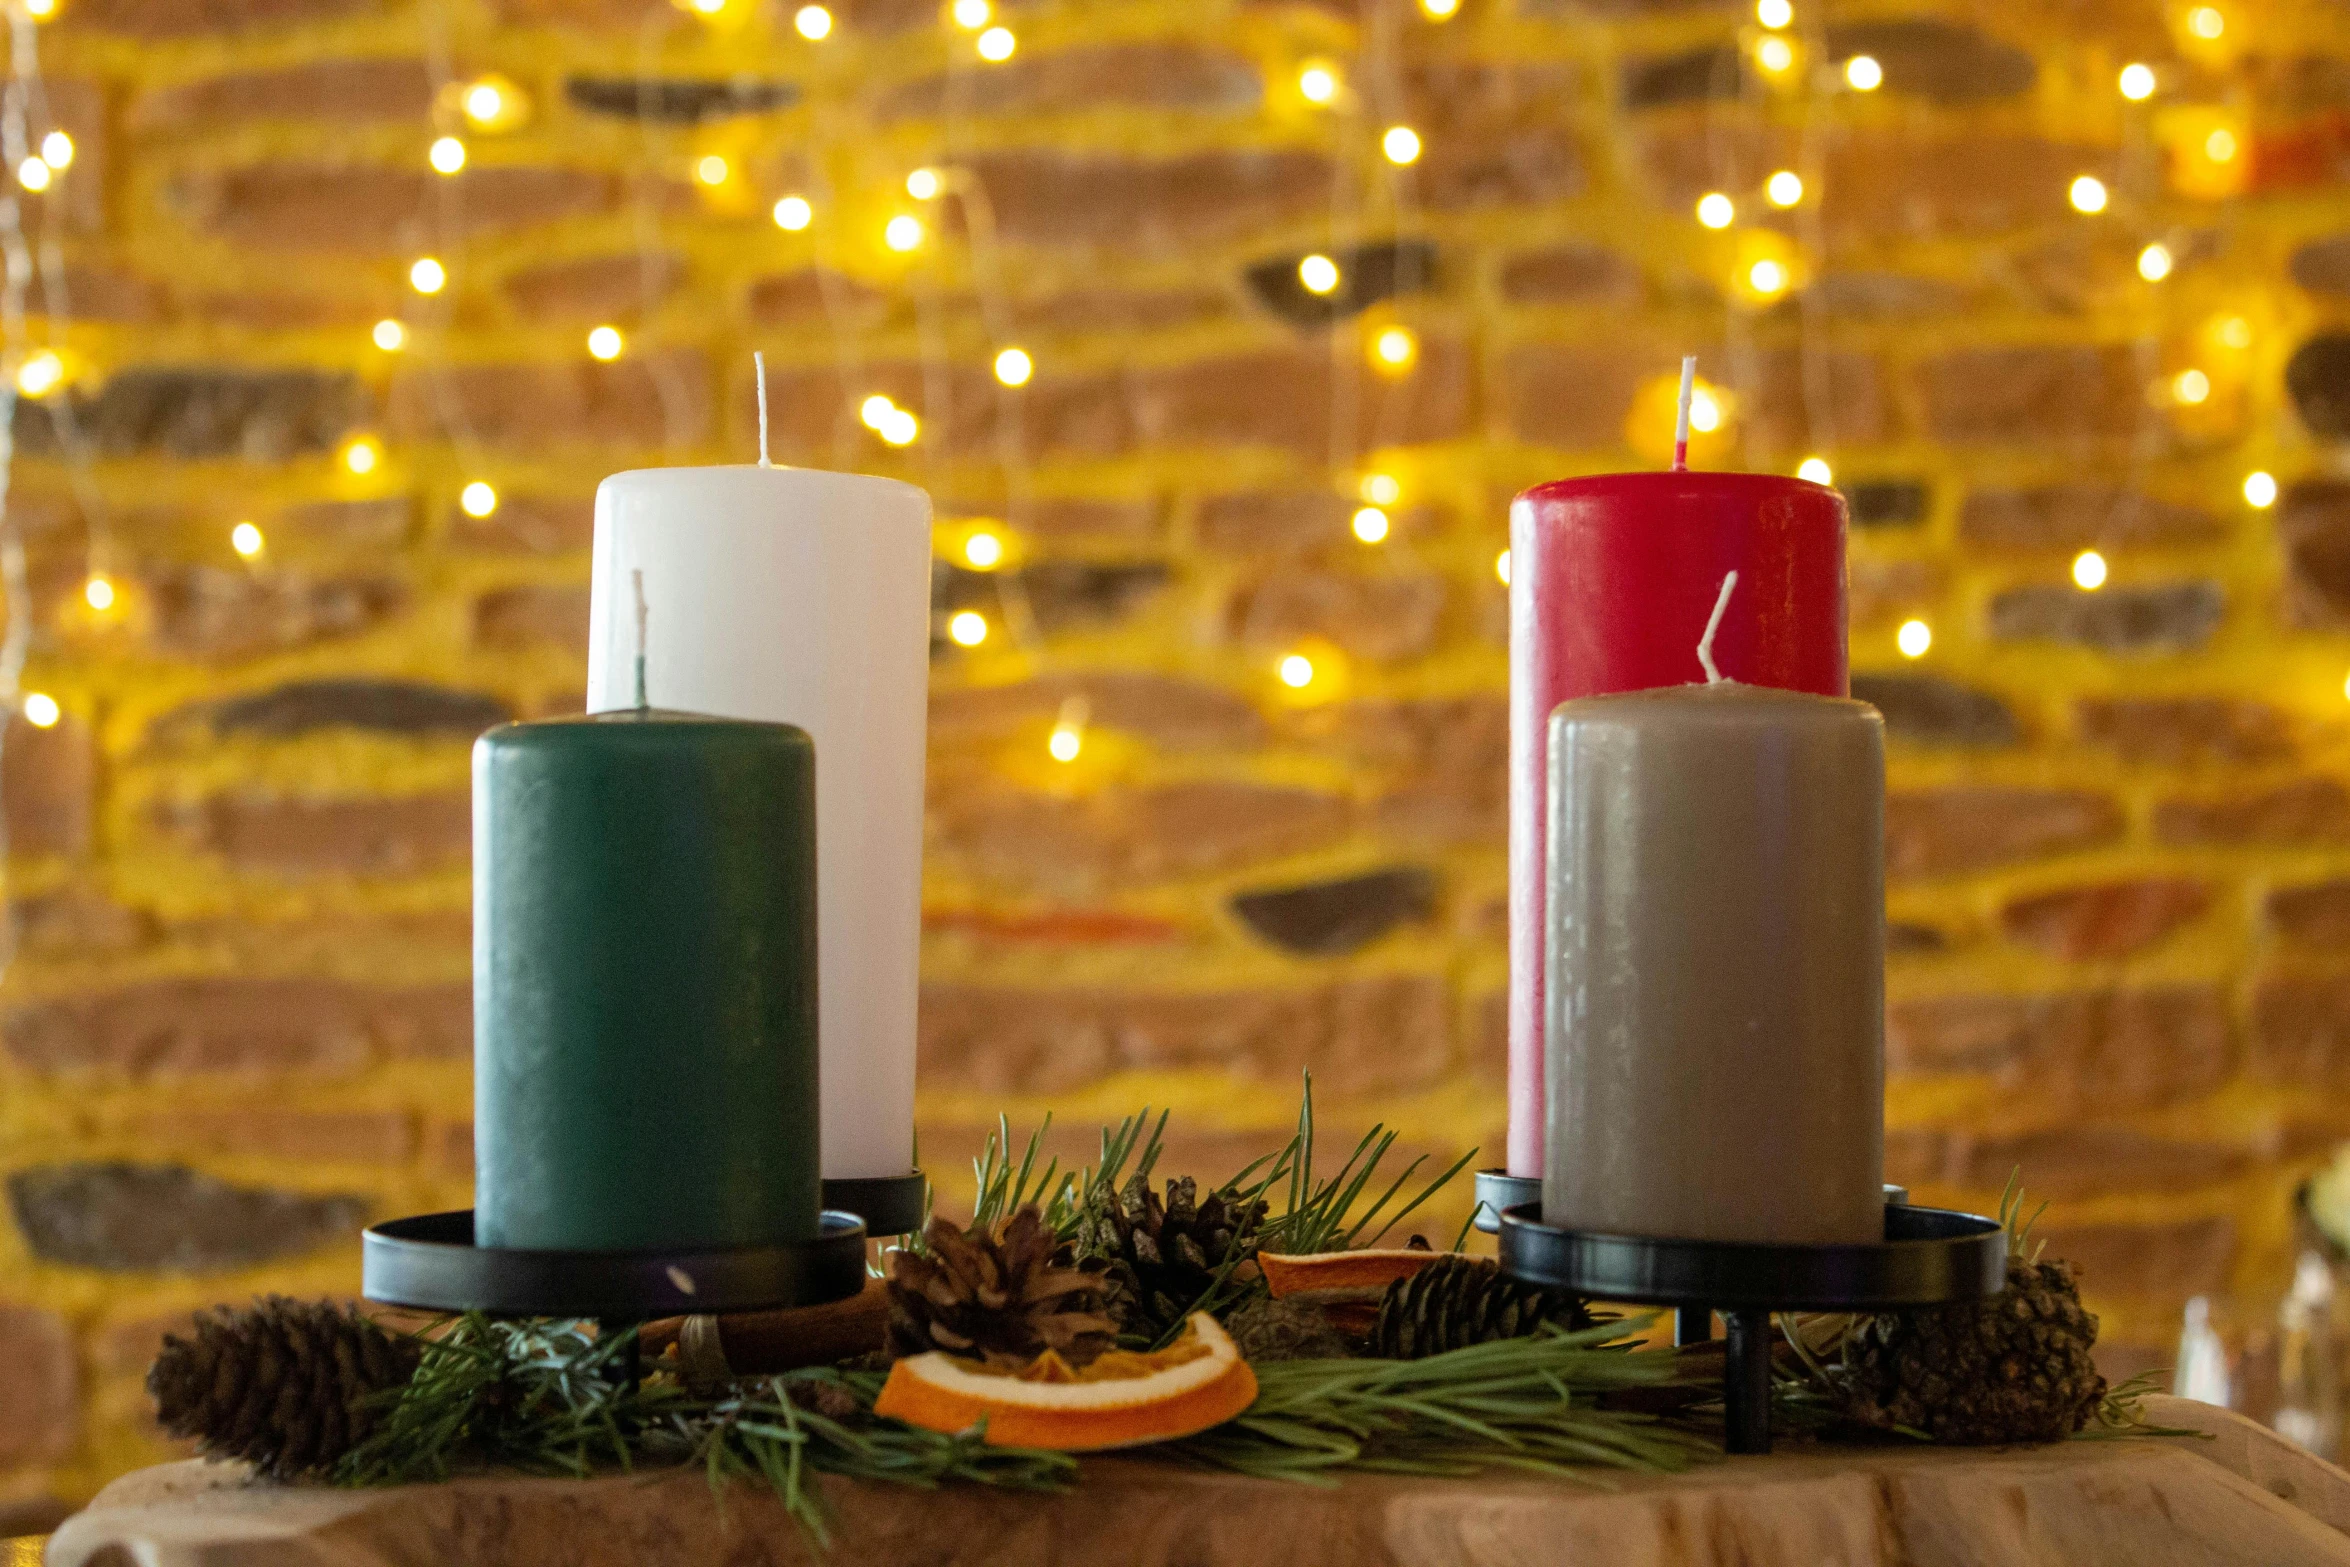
(1506, 473, 1848, 1177)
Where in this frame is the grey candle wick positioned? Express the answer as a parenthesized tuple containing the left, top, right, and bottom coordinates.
(1697, 569, 1738, 684)
(632, 567, 649, 711)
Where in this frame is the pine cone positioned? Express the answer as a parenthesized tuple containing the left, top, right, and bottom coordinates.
(1224, 1296, 1355, 1363)
(1075, 1174, 1267, 1342)
(147, 1297, 422, 1480)
(1372, 1254, 1593, 1359)
(886, 1206, 1117, 1368)
(1835, 1256, 2106, 1445)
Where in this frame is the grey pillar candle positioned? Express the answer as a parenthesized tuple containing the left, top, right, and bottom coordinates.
(1544, 681, 1885, 1246)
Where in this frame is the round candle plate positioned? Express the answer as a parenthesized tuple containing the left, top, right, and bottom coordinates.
(1472, 1169, 1541, 1234)
(1498, 1201, 2004, 1457)
(821, 1172, 928, 1237)
(1497, 1201, 2004, 1311)
(362, 1209, 869, 1320)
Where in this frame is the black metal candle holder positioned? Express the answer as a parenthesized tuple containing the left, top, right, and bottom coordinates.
(821, 1172, 928, 1238)
(1498, 1199, 2005, 1454)
(362, 1208, 870, 1325)
(1473, 1169, 1913, 1234)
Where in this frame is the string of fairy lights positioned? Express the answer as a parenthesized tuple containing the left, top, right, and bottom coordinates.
(0, 0, 2327, 784)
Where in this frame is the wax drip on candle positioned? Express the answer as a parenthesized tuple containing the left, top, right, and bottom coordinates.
(1696, 569, 1738, 684)
(754, 351, 772, 469)
(1672, 355, 1697, 473)
(632, 567, 650, 711)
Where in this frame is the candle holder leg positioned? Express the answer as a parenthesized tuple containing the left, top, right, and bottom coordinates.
(1675, 1305, 1714, 1346)
(1722, 1308, 1774, 1455)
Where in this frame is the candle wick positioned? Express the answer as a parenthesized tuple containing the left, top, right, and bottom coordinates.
(631, 567, 649, 711)
(754, 351, 772, 469)
(1672, 355, 1696, 473)
(1696, 569, 1737, 685)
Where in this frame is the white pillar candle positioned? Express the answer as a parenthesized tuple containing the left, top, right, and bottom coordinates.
(586, 465, 932, 1180)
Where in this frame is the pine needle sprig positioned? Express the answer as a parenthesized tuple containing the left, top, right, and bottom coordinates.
(1171, 1319, 1709, 1483)
(969, 1108, 1170, 1242)
(1256, 1075, 1476, 1256)
(2076, 1370, 2205, 1440)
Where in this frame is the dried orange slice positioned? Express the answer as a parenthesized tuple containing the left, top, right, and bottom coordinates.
(1259, 1248, 1446, 1298)
(874, 1312, 1257, 1450)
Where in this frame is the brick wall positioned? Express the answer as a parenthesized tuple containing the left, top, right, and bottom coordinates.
(0, 0, 2347, 1518)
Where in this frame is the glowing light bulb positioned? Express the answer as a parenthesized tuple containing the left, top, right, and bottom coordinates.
(1748, 258, 1789, 295)
(1382, 125, 1422, 165)
(795, 3, 832, 37)
(1897, 619, 1931, 658)
(2188, 5, 2223, 38)
(1278, 653, 1314, 688)
(1844, 54, 1882, 90)
(83, 574, 114, 612)
(372, 318, 407, 351)
(1757, 0, 1792, 25)
(461, 481, 499, 518)
(587, 325, 624, 361)
(1757, 36, 1795, 72)
(773, 194, 812, 230)
(14, 350, 62, 398)
(993, 347, 1033, 387)
(1495, 549, 1511, 586)
(343, 437, 382, 475)
(1298, 253, 1340, 294)
(953, 0, 990, 25)
(2205, 127, 2237, 163)
(860, 394, 897, 429)
(15, 157, 48, 192)
(948, 609, 987, 646)
(695, 154, 730, 186)
(1797, 457, 1832, 484)
(1373, 326, 1417, 369)
(885, 215, 924, 252)
(963, 531, 1004, 568)
(2119, 62, 2156, 99)
(429, 136, 466, 175)
(21, 692, 59, 728)
(463, 81, 507, 125)
(2217, 315, 2253, 349)
(409, 256, 447, 294)
(1352, 506, 1390, 543)
(1298, 64, 1338, 103)
(1048, 724, 1081, 762)
(2343, 668, 2350, 703)
(690, 0, 724, 13)
(2138, 243, 2173, 281)
(906, 167, 941, 200)
(2068, 175, 2107, 213)
(1422, 0, 1460, 14)
(878, 407, 919, 446)
(24, 0, 54, 18)
(2244, 470, 2278, 508)
(1766, 170, 1803, 207)
(2071, 549, 2108, 590)
(1696, 191, 1734, 228)
(1360, 473, 1401, 506)
(231, 521, 264, 557)
(2172, 367, 2210, 404)
(1688, 388, 1722, 433)
(976, 25, 1014, 59)
(38, 131, 71, 170)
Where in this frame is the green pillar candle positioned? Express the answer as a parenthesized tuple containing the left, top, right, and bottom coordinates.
(473, 710, 820, 1253)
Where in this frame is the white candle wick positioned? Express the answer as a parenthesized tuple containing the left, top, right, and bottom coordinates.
(754, 351, 772, 469)
(1697, 569, 1737, 685)
(1672, 355, 1696, 473)
(632, 567, 650, 710)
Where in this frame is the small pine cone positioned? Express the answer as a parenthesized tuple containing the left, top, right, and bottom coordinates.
(886, 1207, 1117, 1368)
(1075, 1175, 1267, 1342)
(1224, 1297, 1355, 1363)
(1373, 1255, 1592, 1359)
(147, 1297, 422, 1480)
